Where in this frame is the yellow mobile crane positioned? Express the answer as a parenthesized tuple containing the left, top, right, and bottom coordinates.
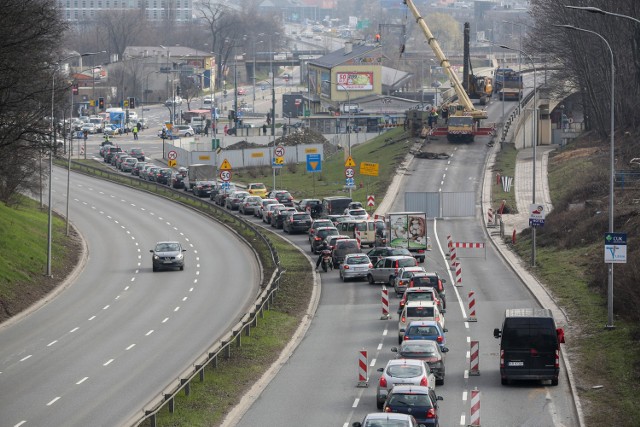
(404, 0, 494, 142)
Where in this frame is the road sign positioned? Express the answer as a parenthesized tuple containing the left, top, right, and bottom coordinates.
(295, 98, 302, 106)
(306, 154, 322, 172)
(367, 195, 375, 207)
(168, 159, 176, 167)
(220, 158, 232, 170)
(211, 138, 220, 149)
(221, 182, 230, 190)
(272, 157, 284, 168)
(360, 162, 379, 177)
(529, 203, 545, 227)
(345, 156, 356, 167)
(220, 170, 232, 182)
(345, 167, 355, 178)
(604, 232, 627, 263)
(167, 150, 177, 160)
(275, 145, 285, 157)
(345, 177, 355, 186)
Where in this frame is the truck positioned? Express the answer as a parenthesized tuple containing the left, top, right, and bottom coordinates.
(495, 69, 523, 101)
(109, 111, 125, 130)
(384, 212, 431, 263)
(185, 164, 216, 192)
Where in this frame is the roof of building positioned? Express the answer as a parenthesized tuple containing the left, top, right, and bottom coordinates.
(123, 46, 209, 60)
(309, 42, 381, 68)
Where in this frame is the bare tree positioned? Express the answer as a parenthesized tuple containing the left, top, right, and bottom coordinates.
(98, 10, 146, 60)
(0, 0, 68, 204)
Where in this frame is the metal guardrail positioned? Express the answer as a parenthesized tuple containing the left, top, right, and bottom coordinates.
(65, 160, 283, 427)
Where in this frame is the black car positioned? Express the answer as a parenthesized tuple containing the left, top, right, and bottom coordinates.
(409, 272, 447, 310)
(271, 207, 297, 229)
(268, 190, 294, 207)
(155, 168, 172, 185)
(193, 181, 216, 197)
(366, 246, 413, 265)
(171, 172, 185, 189)
(310, 226, 340, 253)
(382, 385, 442, 426)
(283, 212, 312, 234)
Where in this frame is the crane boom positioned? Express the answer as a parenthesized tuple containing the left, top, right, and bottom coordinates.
(403, 0, 488, 120)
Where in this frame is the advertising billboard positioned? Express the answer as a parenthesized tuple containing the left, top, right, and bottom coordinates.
(336, 72, 374, 91)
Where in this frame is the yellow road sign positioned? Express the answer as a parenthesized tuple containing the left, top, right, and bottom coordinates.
(220, 158, 232, 170)
(274, 156, 285, 165)
(168, 159, 177, 167)
(345, 156, 356, 167)
(360, 162, 379, 176)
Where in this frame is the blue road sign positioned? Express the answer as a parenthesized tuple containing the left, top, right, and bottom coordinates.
(221, 182, 230, 190)
(605, 232, 627, 245)
(345, 177, 355, 186)
(306, 154, 322, 172)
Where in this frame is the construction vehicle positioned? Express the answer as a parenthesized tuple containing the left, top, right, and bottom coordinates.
(494, 68, 523, 101)
(403, 0, 494, 143)
(463, 22, 492, 105)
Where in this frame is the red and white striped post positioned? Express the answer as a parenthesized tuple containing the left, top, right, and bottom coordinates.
(355, 229, 362, 249)
(469, 340, 480, 376)
(468, 291, 477, 322)
(357, 349, 369, 387)
(469, 387, 481, 426)
(455, 261, 462, 286)
(449, 243, 458, 269)
(381, 286, 391, 320)
(487, 208, 494, 226)
(447, 235, 453, 257)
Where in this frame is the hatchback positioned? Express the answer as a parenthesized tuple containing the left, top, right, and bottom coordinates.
(339, 254, 372, 282)
(391, 339, 448, 385)
(408, 272, 447, 310)
(193, 181, 216, 197)
(310, 226, 340, 253)
(283, 212, 312, 234)
(367, 255, 418, 286)
(366, 246, 412, 265)
(376, 359, 436, 409)
(120, 157, 138, 172)
(247, 182, 268, 198)
(394, 266, 427, 296)
(382, 385, 443, 426)
(150, 241, 185, 272)
(239, 196, 263, 215)
(399, 301, 445, 343)
(308, 219, 335, 243)
(129, 147, 145, 161)
(352, 412, 418, 427)
(402, 320, 448, 352)
(332, 239, 361, 266)
(398, 287, 443, 315)
(131, 161, 147, 176)
(268, 190, 294, 207)
(225, 191, 251, 210)
(255, 198, 278, 218)
(262, 203, 284, 224)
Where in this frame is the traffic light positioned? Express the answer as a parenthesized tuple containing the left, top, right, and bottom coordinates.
(72, 84, 78, 95)
(228, 109, 236, 121)
(98, 97, 105, 109)
(176, 86, 181, 96)
(128, 97, 135, 109)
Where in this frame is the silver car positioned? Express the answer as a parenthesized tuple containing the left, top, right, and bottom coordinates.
(375, 358, 436, 409)
(339, 253, 372, 282)
(120, 157, 138, 172)
(150, 241, 185, 272)
(367, 255, 418, 286)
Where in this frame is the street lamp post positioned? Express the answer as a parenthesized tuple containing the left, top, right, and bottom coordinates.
(555, 23, 616, 329)
(499, 44, 537, 267)
(323, 79, 352, 196)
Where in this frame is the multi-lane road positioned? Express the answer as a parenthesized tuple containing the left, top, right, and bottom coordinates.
(0, 166, 259, 426)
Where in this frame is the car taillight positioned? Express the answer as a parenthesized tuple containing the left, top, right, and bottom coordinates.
(401, 316, 405, 323)
(437, 336, 443, 343)
(426, 408, 436, 418)
(417, 249, 425, 254)
(555, 349, 560, 368)
(500, 349, 504, 368)
(420, 376, 428, 386)
(368, 263, 373, 268)
(425, 357, 439, 363)
(379, 376, 387, 388)
(343, 265, 350, 269)
(314, 237, 321, 241)
(404, 335, 410, 341)
(384, 407, 391, 413)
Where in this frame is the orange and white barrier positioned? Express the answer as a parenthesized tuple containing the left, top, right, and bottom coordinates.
(381, 286, 390, 320)
(468, 291, 477, 322)
(455, 242, 485, 249)
(487, 208, 494, 226)
(469, 387, 481, 426)
(355, 229, 362, 249)
(455, 261, 462, 286)
(469, 340, 480, 376)
(357, 350, 369, 387)
(449, 243, 458, 268)
(447, 235, 453, 257)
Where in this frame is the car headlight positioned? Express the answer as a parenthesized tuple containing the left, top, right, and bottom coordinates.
(176, 253, 183, 260)
(153, 255, 159, 260)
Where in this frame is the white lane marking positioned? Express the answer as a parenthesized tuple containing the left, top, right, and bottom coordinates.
(196, 264, 201, 268)
(131, 277, 135, 282)
(370, 358, 377, 367)
(465, 322, 470, 328)
(89, 316, 96, 321)
(70, 327, 79, 333)
(189, 288, 194, 292)
(173, 227, 178, 230)
(158, 217, 163, 220)
(107, 215, 112, 219)
(115, 295, 121, 300)
(466, 351, 470, 359)
(20, 355, 32, 362)
(146, 330, 154, 336)
(15, 420, 27, 426)
(193, 279, 198, 284)
(464, 370, 469, 379)
(162, 317, 169, 323)
(76, 377, 88, 385)
(103, 359, 114, 366)
(460, 414, 466, 425)
(126, 344, 135, 350)
(196, 271, 200, 276)
(47, 396, 61, 406)
(124, 286, 130, 291)
(462, 391, 468, 401)
(184, 237, 189, 242)
(433, 218, 467, 319)
(180, 232, 184, 236)
(126, 230, 131, 234)
(182, 297, 188, 301)
(174, 306, 180, 312)
(352, 398, 360, 408)
(383, 329, 388, 336)
(103, 305, 110, 310)
(47, 340, 57, 347)
(377, 343, 383, 350)
(166, 221, 171, 225)
(467, 336, 470, 343)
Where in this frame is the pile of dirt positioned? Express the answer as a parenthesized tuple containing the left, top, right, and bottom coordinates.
(225, 129, 339, 157)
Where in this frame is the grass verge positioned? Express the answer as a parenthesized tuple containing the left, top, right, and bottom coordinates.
(490, 142, 518, 213)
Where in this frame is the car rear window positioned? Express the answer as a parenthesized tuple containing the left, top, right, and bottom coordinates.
(347, 256, 369, 265)
(387, 365, 423, 378)
(293, 214, 310, 220)
(398, 258, 417, 267)
(391, 248, 412, 256)
(337, 241, 358, 249)
(318, 229, 338, 239)
(387, 393, 432, 407)
(251, 184, 266, 189)
(402, 342, 438, 354)
(407, 292, 435, 303)
(407, 325, 439, 336)
(413, 276, 438, 287)
(502, 326, 558, 350)
(406, 306, 435, 317)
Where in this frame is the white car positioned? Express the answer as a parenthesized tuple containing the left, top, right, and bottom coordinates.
(398, 300, 445, 343)
(346, 208, 369, 220)
(375, 358, 436, 410)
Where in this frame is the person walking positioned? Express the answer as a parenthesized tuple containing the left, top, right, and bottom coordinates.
(224, 124, 229, 135)
(132, 125, 138, 140)
(262, 123, 267, 135)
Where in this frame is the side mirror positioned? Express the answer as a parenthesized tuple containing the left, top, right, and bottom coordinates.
(182, 249, 187, 252)
(399, 328, 405, 333)
(441, 346, 449, 353)
(377, 367, 384, 372)
(443, 328, 448, 333)
(352, 423, 362, 427)
(557, 328, 565, 344)
(441, 309, 446, 314)
(390, 347, 398, 352)
(149, 249, 154, 253)
(493, 328, 501, 338)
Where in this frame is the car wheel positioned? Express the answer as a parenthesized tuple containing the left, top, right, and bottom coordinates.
(185, 132, 191, 137)
(341, 274, 347, 282)
(388, 276, 395, 287)
(152, 265, 158, 272)
(501, 378, 509, 386)
(376, 400, 383, 410)
(180, 266, 184, 271)
(436, 378, 444, 386)
(551, 378, 559, 386)
(398, 336, 402, 345)
(367, 274, 375, 285)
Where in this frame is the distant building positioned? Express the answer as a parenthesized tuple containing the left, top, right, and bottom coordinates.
(57, 0, 192, 23)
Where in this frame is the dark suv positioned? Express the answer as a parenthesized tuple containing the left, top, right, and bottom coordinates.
(268, 190, 294, 207)
(104, 146, 123, 163)
(130, 147, 145, 161)
(408, 272, 447, 310)
(310, 226, 339, 254)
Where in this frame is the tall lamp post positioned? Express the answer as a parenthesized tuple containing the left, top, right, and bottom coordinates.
(48, 51, 102, 277)
(555, 23, 616, 329)
(499, 44, 537, 267)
